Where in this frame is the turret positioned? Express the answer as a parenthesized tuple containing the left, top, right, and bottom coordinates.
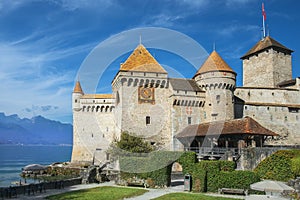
(194, 51, 236, 122)
(72, 81, 84, 111)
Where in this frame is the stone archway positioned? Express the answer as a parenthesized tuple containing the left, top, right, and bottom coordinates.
(170, 162, 184, 187)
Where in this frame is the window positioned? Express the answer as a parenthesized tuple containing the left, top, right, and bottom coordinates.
(288, 107, 299, 113)
(188, 117, 192, 125)
(216, 95, 220, 104)
(146, 116, 151, 125)
(75, 99, 78, 103)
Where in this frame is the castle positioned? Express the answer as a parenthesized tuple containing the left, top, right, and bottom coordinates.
(71, 35, 300, 164)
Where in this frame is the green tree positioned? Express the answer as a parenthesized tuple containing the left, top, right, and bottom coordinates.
(109, 131, 154, 156)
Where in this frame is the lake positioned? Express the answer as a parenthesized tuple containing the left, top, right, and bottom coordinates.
(0, 145, 72, 187)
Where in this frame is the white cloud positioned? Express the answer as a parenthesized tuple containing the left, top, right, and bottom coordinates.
(218, 24, 259, 37)
(0, 0, 28, 13)
(179, 0, 208, 8)
(47, 0, 114, 11)
(0, 29, 97, 123)
(145, 14, 184, 27)
(225, 0, 251, 7)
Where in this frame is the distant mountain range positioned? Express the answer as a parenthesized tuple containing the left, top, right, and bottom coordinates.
(0, 113, 72, 145)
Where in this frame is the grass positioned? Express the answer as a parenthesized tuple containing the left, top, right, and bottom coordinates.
(152, 192, 239, 200)
(46, 186, 148, 200)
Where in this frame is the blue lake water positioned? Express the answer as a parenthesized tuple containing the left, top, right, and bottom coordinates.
(0, 145, 72, 187)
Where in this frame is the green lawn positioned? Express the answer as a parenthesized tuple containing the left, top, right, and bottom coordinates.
(152, 192, 239, 200)
(46, 186, 148, 200)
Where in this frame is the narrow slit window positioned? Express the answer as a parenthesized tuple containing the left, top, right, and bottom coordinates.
(146, 116, 151, 125)
(216, 95, 220, 104)
(188, 117, 192, 125)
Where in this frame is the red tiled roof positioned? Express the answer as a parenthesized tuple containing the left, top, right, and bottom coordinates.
(194, 50, 235, 76)
(175, 117, 278, 138)
(73, 81, 84, 94)
(120, 44, 167, 73)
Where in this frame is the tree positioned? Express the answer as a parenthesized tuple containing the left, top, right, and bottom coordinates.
(108, 131, 154, 158)
(116, 131, 154, 153)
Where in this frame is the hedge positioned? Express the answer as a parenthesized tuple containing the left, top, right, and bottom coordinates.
(177, 151, 197, 174)
(119, 150, 259, 191)
(119, 151, 181, 187)
(254, 150, 300, 181)
(291, 157, 300, 178)
(209, 171, 260, 192)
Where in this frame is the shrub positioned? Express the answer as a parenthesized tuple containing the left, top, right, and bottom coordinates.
(219, 160, 236, 172)
(177, 151, 197, 174)
(209, 171, 260, 192)
(254, 150, 300, 181)
(119, 151, 181, 187)
(291, 157, 300, 178)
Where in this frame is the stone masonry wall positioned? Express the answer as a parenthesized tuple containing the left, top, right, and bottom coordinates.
(71, 105, 116, 164)
(235, 88, 300, 145)
(243, 49, 292, 87)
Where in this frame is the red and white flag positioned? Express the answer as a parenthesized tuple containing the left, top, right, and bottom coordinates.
(262, 3, 266, 21)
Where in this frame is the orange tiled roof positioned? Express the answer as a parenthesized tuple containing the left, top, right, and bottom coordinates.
(73, 81, 84, 94)
(81, 94, 113, 99)
(241, 36, 293, 59)
(194, 51, 235, 76)
(120, 44, 167, 73)
(175, 117, 278, 138)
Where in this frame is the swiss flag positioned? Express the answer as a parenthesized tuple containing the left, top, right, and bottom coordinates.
(262, 3, 266, 20)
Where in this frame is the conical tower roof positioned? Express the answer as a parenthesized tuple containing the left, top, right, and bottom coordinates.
(120, 44, 167, 73)
(73, 81, 84, 94)
(194, 51, 235, 77)
(241, 36, 293, 60)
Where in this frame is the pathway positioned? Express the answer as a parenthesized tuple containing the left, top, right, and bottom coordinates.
(12, 179, 245, 200)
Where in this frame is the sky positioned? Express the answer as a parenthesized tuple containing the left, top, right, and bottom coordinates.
(0, 0, 299, 124)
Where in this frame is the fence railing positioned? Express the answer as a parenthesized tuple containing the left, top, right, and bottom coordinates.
(184, 147, 239, 156)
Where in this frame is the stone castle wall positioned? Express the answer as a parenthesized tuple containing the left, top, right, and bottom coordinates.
(171, 90, 206, 150)
(195, 71, 236, 122)
(235, 88, 300, 145)
(114, 72, 173, 149)
(71, 99, 116, 164)
(243, 49, 292, 87)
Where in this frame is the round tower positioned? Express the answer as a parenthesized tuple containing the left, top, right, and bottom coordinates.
(194, 51, 236, 122)
(72, 81, 84, 111)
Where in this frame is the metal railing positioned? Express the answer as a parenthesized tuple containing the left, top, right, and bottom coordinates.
(184, 147, 239, 156)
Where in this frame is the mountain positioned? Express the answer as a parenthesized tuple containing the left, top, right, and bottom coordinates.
(0, 112, 72, 145)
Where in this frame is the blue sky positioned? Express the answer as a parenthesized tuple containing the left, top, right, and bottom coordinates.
(0, 0, 299, 124)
